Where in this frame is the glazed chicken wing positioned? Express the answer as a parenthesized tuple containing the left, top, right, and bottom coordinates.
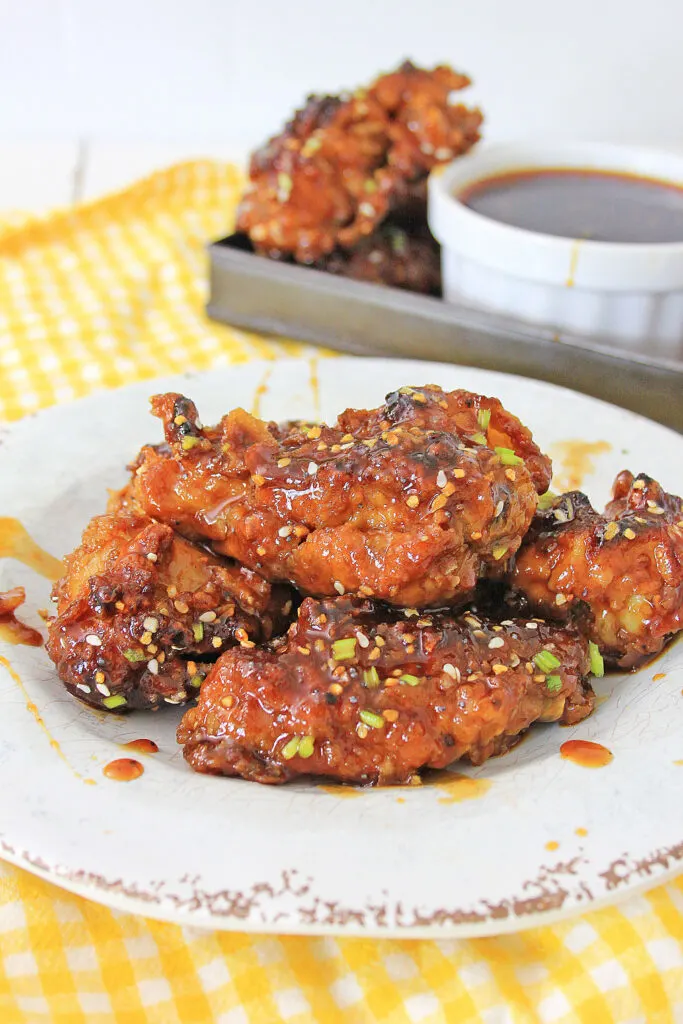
(236, 61, 481, 263)
(510, 471, 683, 667)
(46, 513, 293, 711)
(177, 596, 593, 786)
(120, 386, 544, 608)
(320, 222, 441, 295)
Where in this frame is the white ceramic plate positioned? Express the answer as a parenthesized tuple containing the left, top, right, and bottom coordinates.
(1, 357, 682, 938)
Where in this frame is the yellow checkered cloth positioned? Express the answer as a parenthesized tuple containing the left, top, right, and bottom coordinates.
(0, 161, 682, 1024)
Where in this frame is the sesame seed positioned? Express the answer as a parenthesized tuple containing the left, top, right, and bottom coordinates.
(356, 632, 370, 648)
(148, 659, 159, 675)
(533, 674, 546, 683)
(167, 585, 177, 598)
(307, 462, 318, 475)
(406, 495, 420, 508)
(307, 426, 322, 440)
(96, 682, 110, 696)
(436, 470, 447, 488)
(383, 709, 399, 722)
(277, 457, 291, 468)
(488, 637, 505, 649)
(95, 671, 105, 683)
(257, 546, 267, 556)
(604, 521, 619, 541)
(453, 468, 465, 478)
(494, 500, 505, 518)
(505, 469, 517, 481)
(633, 479, 645, 489)
(76, 683, 91, 693)
(525, 622, 538, 629)
(431, 494, 448, 512)
(334, 581, 345, 595)
(471, 531, 482, 541)
(501, 620, 513, 626)
(252, 474, 265, 486)
(221, 695, 234, 708)
(199, 610, 217, 623)
(278, 525, 293, 538)
(174, 415, 187, 425)
(442, 663, 460, 681)
(212, 636, 223, 648)
(623, 528, 636, 540)
(297, 646, 311, 655)
(329, 683, 343, 696)
(492, 664, 508, 675)
(509, 654, 521, 667)
(369, 647, 381, 661)
(140, 631, 153, 645)
(143, 616, 158, 632)
(174, 600, 190, 614)
(374, 636, 386, 647)
(85, 634, 101, 647)
(115, 601, 125, 611)
(555, 593, 568, 605)
(359, 585, 374, 596)
(146, 552, 158, 562)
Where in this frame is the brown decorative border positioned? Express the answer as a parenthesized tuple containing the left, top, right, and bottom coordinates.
(3, 835, 683, 933)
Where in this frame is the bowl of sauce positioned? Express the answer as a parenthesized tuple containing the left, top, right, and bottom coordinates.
(427, 142, 683, 352)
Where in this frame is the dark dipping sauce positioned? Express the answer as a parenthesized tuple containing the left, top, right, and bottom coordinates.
(459, 168, 683, 244)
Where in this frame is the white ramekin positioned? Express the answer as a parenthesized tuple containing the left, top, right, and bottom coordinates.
(427, 141, 683, 355)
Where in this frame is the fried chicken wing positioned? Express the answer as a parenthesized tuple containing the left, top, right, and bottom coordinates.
(177, 596, 593, 785)
(320, 222, 441, 295)
(46, 513, 293, 711)
(337, 384, 552, 494)
(510, 472, 683, 667)
(121, 386, 542, 608)
(237, 61, 481, 263)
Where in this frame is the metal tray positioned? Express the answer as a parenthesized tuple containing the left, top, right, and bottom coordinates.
(207, 234, 683, 432)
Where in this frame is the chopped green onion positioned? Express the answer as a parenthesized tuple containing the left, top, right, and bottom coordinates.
(298, 735, 315, 759)
(470, 432, 487, 446)
(589, 641, 605, 678)
(362, 667, 380, 688)
(364, 179, 378, 193)
(181, 436, 200, 451)
(546, 675, 562, 693)
(281, 736, 300, 760)
(102, 694, 127, 710)
(492, 544, 509, 561)
(477, 408, 491, 430)
(277, 172, 292, 198)
(302, 136, 322, 156)
(537, 490, 558, 511)
(189, 674, 203, 689)
(359, 709, 385, 729)
(534, 649, 561, 673)
(399, 674, 420, 687)
(192, 622, 204, 643)
(331, 637, 357, 661)
(495, 446, 523, 466)
(123, 649, 145, 663)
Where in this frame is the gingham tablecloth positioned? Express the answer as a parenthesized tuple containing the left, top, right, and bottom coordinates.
(1, 161, 682, 1024)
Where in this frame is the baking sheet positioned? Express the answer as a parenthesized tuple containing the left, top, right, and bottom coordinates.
(207, 235, 683, 431)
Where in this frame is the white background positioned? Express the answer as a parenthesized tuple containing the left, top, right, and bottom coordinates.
(0, 0, 682, 206)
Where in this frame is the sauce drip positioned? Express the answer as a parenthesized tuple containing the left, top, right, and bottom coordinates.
(318, 784, 361, 799)
(560, 739, 613, 768)
(103, 758, 144, 781)
(653, 672, 666, 682)
(549, 440, 612, 492)
(431, 772, 492, 804)
(0, 518, 63, 581)
(121, 738, 159, 755)
(308, 357, 321, 417)
(251, 367, 272, 418)
(0, 589, 43, 647)
(459, 168, 683, 244)
(545, 840, 559, 851)
(0, 653, 95, 784)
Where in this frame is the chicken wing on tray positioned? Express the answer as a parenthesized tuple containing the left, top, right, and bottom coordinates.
(177, 596, 593, 785)
(236, 61, 482, 263)
(118, 385, 548, 608)
(46, 513, 293, 711)
(510, 471, 683, 668)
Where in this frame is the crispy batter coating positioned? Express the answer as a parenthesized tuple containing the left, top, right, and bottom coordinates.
(46, 513, 293, 711)
(337, 384, 552, 494)
(320, 222, 441, 295)
(510, 472, 683, 667)
(237, 60, 481, 262)
(177, 596, 593, 785)
(121, 387, 542, 608)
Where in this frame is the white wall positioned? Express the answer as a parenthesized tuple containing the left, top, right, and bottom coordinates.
(1, 0, 682, 152)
